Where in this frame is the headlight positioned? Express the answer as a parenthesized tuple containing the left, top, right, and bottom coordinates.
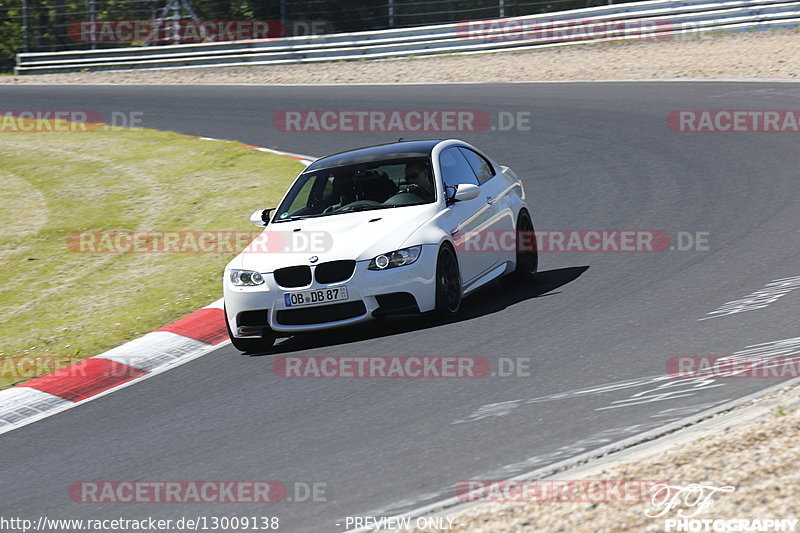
(368, 246, 422, 270)
(229, 269, 265, 286)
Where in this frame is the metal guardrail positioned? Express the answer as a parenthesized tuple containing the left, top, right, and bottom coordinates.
(15, 0, 800, 74)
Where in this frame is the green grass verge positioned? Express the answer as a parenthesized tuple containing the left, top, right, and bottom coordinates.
(0, 125, 303, 390)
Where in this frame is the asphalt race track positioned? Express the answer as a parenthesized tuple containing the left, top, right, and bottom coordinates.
(2, 82, 800, 532)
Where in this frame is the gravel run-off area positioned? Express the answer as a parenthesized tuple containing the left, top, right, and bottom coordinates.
(1, 29, 798, 85)
(407, 383, 800, 532)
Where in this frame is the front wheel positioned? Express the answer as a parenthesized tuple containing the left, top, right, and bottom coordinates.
(224, 307, 276, 353)
(434, 245, 462, 318)
(509, 210, 538, 282)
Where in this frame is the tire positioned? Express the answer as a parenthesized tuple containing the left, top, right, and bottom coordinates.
(224, 306, 276, 353)
(434, 244, 462, 318)
(509, 210, 538, 282)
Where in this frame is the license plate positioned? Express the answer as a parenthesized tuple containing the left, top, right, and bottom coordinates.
(284, 286, 348, 307)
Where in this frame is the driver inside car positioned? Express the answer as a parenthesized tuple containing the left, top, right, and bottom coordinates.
(400, 161, 435, 201)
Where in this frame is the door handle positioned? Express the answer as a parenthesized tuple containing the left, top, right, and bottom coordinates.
(486, 196, 494, 204)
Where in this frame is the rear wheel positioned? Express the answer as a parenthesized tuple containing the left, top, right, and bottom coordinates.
(224, 306, 276, 353)
(434, 245, 462, 318)
(509, 210, 538, 282)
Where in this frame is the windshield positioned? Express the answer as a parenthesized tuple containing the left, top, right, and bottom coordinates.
(273, 156, 435, 222)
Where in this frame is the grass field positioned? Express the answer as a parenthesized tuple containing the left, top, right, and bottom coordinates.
(0, 124, 304, 390)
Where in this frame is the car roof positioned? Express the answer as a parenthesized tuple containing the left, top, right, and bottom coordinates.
(305, 140, 442, 172)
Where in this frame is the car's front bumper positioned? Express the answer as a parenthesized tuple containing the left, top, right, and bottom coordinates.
(223, 245, 438, 335)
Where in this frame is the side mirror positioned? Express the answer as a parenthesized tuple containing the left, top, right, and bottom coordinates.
(445, 185, 457, 204)
(249, 209, 273, 227)
(453, 184, 480, 202)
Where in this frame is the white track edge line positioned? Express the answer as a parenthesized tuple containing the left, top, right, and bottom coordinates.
(346, 375, 800, 532)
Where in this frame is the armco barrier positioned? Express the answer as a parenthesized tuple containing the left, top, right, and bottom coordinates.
(14, 0, 800, 74)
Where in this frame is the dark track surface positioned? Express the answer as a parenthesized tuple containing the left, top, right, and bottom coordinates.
(2, 82, 800, 532)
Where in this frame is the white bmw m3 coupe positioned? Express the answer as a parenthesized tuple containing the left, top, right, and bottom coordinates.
(223, 139, 537, 352)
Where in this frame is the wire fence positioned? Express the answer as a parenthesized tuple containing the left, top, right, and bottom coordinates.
(0, 0, 646, 71)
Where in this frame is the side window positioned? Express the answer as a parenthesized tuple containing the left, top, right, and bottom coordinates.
(322, 175, 335, 198)
(459, 148, 495, 184)
(279, 174, 323, 217)
(439, 147, 479, 188)
(291, 176, 317, 210)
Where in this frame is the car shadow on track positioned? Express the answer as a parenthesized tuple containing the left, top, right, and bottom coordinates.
(247, 265, 589, 356)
